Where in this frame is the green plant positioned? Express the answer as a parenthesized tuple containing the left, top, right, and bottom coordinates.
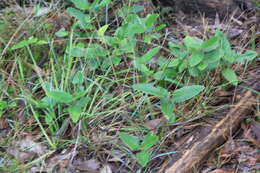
(132, 84, 205, 122)
(132, 30, 257, 85)
(22, 0, 165, 128)
(119, 132, 159, 167)
(11, 36, 47, 50)
(0, 100, 8, 117)
(129, 31, 256, 122)
(0, 0, 259, 171)
(25, 77, 92, 132)
(166, 30, 257, 84)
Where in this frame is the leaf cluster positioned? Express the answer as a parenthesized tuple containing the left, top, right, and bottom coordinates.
(119, 132, 159, 167)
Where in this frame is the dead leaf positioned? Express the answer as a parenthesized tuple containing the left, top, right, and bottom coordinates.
(7, 148, 34, 163)
(74, 159, 100, 172)
(18, 136, 47, 155)
(99, 165, 112, 173)
(7, 136, 47, 163)
(144, 118, 162, 130)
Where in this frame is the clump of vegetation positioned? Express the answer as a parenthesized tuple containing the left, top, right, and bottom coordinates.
(0, 0, 258, 172)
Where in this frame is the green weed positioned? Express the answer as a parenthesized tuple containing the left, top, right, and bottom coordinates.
(0, 0, 258, 171)
(119, 132, 159, 167)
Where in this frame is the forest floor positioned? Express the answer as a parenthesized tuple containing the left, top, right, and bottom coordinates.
(0, 1, 259, 173)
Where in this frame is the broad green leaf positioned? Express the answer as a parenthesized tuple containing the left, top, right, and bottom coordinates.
(222, 51, 235, 63)
(85, 44, 108, 58)
(141, 133, 159, 151)
(157, 56, 168, 67)
(143, 35, 152, 43)
(25, 96, 45, 108)
(36, 40, 48, 45)
(102, 36, 118, 46)
(216, 31, 232, 56)
(197, 62, 208, 71)
(71, 46, 86, 57)
(204, 48, 223, 63)
(46, 90, 73, 103)
(168, 42, 187, 59)
(129, 23, 146, 35)
(202, 36, 219, 52)
(73, 90, 87, 100)
(88, 58, 99, 71)
(75, 97, 90, 108)
(116, 6, 132, 18)
(169, 42, 183, 49)
(119, 132, 140, 151)
(155, 24, 166, 31)
(119, 38, 136, 53)
(55, 29, 69, 37)
(188, 67, 200, 77)
(168, 58, 180, 67)
(68, 106, 81, 123)
(132, 83, 169, 98)
(207, 62, 219, 70)
(0, 101, 8, 109)
(145, 14, 159, 27)
(242, 50, 257, 61)
(136, 151, 150, 167)
(178, 61, 188, 73)
(171, 49, 188, 59)
(67, 8, 91, 29)
(111, 56, 121, 65)
(40, 96, 56, 108)
(165, 78, 184, 87)
(133, 61, 153, 75)
(172, 85, 205, 103)
(161, 98, 175, 121)
(70, 0, 89, 10)
(189, 51, 204, 67)
(184, 36, 202, 50)
(235, 50, 257, 63)
(89, 0, 100, 9)
(11, 40, 28, 50)
(140, 47, 160, 63)
(222, 68, 238, 85)
(153, 71, 166, 80)
(27, 36, 38, 44)
(72, 71, 84, 84)
(97, 25, 109, 37)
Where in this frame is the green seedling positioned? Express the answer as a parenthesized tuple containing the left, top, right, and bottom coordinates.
(167, 30, 257, 85)
(132, 84, 205, 122)
(119, 132, 159, 167)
